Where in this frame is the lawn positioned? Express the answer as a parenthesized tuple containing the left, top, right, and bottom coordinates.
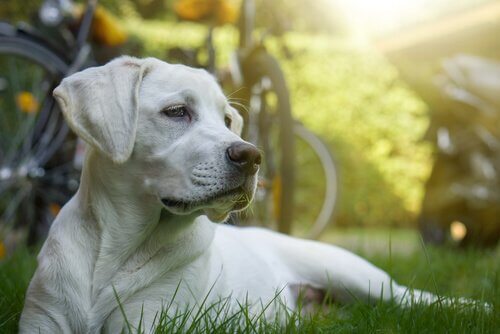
(1, 228, 498, 333)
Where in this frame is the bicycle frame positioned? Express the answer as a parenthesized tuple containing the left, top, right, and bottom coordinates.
(201, 0, 256, 76)
(237, 0, 256, 49)
(48, 0, 96, 74)
(75, 0, 97, 49)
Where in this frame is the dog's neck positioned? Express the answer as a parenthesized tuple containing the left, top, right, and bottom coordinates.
(77, 149, 216, 294)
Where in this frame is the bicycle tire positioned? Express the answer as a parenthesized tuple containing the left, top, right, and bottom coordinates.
(0, 36, 69, 75)
(0, 35, 76, 247)
(293, 123, 337, 239)
(241, 51, 295, 234)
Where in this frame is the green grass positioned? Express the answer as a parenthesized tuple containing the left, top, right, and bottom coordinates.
(0, 248, 37, 333)
(1, 229, 498, 333)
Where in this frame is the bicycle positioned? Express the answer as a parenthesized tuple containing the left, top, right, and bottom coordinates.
(169, 0, 338, 238)
(0, 0, 114, 253)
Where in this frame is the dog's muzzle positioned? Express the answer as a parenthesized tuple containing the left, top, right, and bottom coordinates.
(159, 142, 260, 220)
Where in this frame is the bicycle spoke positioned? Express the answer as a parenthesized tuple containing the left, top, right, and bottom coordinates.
(35, 118, 70, 166)
(31, 100, 61, 155)
(2, 58, 50, 167)
(32, 88, 58, 142)
(4, 59, 32, 166)
(45, 160, 75, 173)
(7, 57, 22, 124)
(41, 162, 77, 192)
(0, 178, 15, 195)
(22, 72, 59, 165)
(0, 186, 30, 226)
(37, 184, 68, 205)
(27, 70, 55, 144)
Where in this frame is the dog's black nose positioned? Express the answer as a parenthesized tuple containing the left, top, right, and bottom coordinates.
(226, 142, 261, 175)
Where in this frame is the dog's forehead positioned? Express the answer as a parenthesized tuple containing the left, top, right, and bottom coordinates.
(144, 61, 226, 107)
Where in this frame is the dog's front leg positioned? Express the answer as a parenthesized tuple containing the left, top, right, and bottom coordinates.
(20, 281, 73, 334)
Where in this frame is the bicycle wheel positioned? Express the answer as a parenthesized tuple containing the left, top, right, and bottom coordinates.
(0, 36, 78, 250)
(238, 51, 295, 234)
(292, 123, 337, 239)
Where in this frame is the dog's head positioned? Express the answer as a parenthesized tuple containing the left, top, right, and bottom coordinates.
(53, 56, 260, 222)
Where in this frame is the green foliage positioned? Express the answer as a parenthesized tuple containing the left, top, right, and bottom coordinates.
(123, 19, 213, 57)
(255, 0, 348, 35)
(275, 34, 432, 227)
(0, 0, 41, 21)
(100, 0, 156, 20)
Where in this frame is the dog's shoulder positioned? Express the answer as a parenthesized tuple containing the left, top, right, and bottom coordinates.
(42, 196, 99, 260)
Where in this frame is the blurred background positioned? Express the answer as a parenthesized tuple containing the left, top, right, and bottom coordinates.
(1, 0, 500, 258)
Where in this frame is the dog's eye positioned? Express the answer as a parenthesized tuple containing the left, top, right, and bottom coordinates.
(162, 105, 190, 119)
(224, 115, 232, 128)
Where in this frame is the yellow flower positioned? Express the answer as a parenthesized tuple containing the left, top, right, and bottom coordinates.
(90, 5, 128, 46)
(15, 92, 39, 114)
(49, 203, 61, 217)
(174, 0, 240, 25)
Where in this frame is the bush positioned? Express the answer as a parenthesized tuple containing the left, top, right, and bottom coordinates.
(276, 34, 432, 227)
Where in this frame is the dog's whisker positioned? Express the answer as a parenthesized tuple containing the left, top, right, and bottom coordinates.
(226, 87, 247, 99)
(227, 96, 248, 104)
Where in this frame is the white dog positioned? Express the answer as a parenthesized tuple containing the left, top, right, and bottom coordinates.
(20, 57, 452, 333)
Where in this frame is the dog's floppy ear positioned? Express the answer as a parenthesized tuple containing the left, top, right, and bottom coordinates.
(53, 56, 149, 164)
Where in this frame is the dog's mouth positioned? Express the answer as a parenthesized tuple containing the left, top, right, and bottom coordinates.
(160, 186, 251, 220)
